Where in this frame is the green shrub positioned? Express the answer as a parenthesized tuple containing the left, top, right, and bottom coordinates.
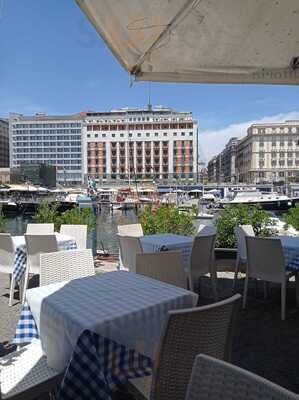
(283, 204, 299, 230)
(58, 207, 96, 231)
(33, 202, 96, 232)
(215, 204, 275, 248)
(139, 204, 195, 236)
(32, 201, 60, 230)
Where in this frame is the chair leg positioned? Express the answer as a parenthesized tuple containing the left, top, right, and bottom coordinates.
(22, 264, 30, 305)
(9, 275, 16, 307)
(232, 259, 239, 292)
(263, 282, 268, 299)
(281, 281, 286, 321)
(243, 275, 249, 309)
(295, 273, 299, 308)
(210, 269, 218, 302)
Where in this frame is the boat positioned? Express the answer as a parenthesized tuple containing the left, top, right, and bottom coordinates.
(196, 211, 214, 220)
(220, 190, 293, 211)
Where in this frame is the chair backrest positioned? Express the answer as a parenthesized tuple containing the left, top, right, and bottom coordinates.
(136, 250, 187, 289)
(246, 236, 285, 283)
(0, 233, 15, 274)
(190, 234, 216, 279)
(197, 224, 217, 236)
(185, 354, 298, 400)
(235, 224, 255, 262)
(60, 224, 87, 249)
(25, 234, 58, 274)
(118, 235, 143, 272)
(26, 223, 54, 235)
(117, 223, 143, 237)
(40, 249, 95, 286)
(151, 294, 242, 400)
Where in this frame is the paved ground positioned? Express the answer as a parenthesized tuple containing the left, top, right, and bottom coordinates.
(1, 265, 299, 396)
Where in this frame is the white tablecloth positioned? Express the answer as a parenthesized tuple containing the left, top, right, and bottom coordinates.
(140, 234, 194, 271)
(26, 271, 198, 372)
(12, 233, 76, 249)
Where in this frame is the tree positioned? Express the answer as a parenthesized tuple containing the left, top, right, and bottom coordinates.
(283, 204, 299, 230)
(139, 204, 195, 236)
(215, 204, 275, 248)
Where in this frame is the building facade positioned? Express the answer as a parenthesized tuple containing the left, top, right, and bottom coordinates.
(9, 113, 84, 185)
(221, 137, 238, 183)
(236, 120, 299, 184)
(82, 107, 198, 184)
(0, 119, 9, 168)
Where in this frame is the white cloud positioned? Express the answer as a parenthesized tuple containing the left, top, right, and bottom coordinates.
(199, 111, 299, 163)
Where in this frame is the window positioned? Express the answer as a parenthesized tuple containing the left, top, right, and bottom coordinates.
(163, 132, 167, 137)
(155, 133, 158, 137)
(146, 133, 150, 137)
(112, 134, 115, 138)
(173, 132, 177, 136)
(181, 132, 185, 136)
(189, 132, 193, 136)
(87, 134, 90, 138)
(129, 133, 132, 137)
(102, 134, 106, 138)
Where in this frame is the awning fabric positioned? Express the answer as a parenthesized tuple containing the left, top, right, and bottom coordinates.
(76, 0, 299, 85)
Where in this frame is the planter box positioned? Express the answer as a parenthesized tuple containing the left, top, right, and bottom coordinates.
(215, 248, 237, 272)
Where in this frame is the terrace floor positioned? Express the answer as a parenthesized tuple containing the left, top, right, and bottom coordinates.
(1, 266, 299, 397)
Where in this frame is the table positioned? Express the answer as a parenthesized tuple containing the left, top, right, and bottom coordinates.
(276, 236, 299, 271)
(15, 271, 197, 400)
(140, 233, 194, 271)
(24, 271, 198, 371)
(12, 233, 77, 283)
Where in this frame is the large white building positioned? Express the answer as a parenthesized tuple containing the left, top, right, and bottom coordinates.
(9, 113, 84, 185)
(236, 120, 299, 184)
(82, 107, 198, 184)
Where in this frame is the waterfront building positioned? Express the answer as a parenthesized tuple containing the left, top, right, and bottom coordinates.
(0, 118, 9, 168)
(221, 137, 238, 183)
(9, 113, 84, 185)
(236, 120, 299, 184)
(207, 153, 222, 183)
(82, 107, 198, 184)
(207, 137, 238, 183)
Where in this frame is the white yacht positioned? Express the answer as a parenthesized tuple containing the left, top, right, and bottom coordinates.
(220, 190, 293, 211)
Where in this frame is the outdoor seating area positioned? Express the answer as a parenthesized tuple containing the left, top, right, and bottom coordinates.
(1, 222, 299, 399)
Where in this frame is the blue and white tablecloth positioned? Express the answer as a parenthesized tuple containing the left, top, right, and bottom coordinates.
(278, 236, 299, 272)
(13, 272, 198, 399)
(140, 233, 194, 271)
(12, 234, 77, 283)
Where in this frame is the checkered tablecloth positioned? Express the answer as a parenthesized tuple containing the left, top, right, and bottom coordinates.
(58, 329, 153, 400)
(13, 302, 39, 343)
(278, 236, 299, 272)
(13, 305, 152, 400)
(13, 272, 198, 400)
(12, 234, 77, 283)
(140, 234, 194, 271)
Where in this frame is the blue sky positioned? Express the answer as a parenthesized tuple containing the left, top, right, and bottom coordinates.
(1, 0, 299, 160)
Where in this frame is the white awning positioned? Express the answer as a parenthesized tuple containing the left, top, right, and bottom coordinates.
(76, 0, 299, 85)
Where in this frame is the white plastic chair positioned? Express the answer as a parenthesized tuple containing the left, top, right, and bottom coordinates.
(196, 224, 216, 236)
(118, 235, 143, 272)
(22, 234, 58, 304)
(244, 236, 296, 320)
(60, 224, 87, 249)
(189, 234, 217, 301)
(117, 223, 143, 237)
(26, 224, 54, 235)
(0, 234, 18, 307)
(40, 249, 95, 286)
(233, 225, 255, 291)
(185, 354, 298, 400)
(0, 339, 62, 400)
(136, 250, 188, 289)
